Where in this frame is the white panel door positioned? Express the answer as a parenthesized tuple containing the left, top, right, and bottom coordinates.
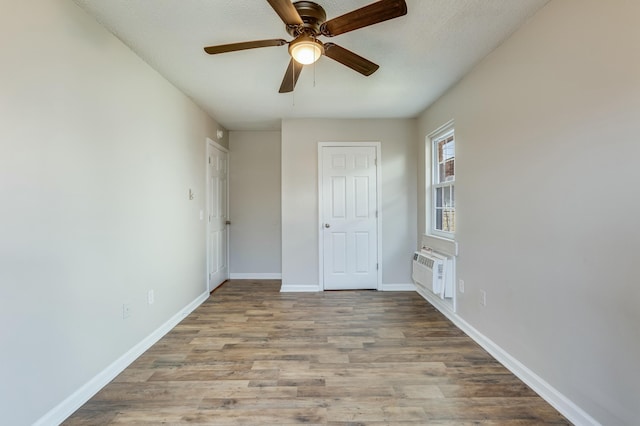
(321, 146, 378, 290)
(208, 143, 229, 291)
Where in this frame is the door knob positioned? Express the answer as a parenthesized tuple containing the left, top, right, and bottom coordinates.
(324, 223, 330, 228)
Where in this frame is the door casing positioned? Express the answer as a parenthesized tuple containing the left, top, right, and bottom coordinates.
(206, 137, 230, 292)
(318, 142, 382, 291)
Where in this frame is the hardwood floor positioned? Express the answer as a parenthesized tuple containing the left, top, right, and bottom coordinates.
(65, 280, 570, 425)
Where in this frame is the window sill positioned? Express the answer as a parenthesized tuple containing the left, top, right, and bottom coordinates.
(421, 234, 458, 257)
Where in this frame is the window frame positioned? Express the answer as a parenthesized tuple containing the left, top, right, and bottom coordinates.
(429, 122, 455, 239)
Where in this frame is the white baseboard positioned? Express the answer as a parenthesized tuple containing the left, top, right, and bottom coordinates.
(281, 284, 416, 292)
(453, 315, 599, 426)
(381, 283, 416, 291)
(415, 289, 599, 426)
(415, 287, 455, 315)
(280, 284, 321, 292)
(34, 291, 210, 426)
(230, 273, 282, 280)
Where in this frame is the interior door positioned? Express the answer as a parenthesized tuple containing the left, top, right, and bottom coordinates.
(321, 145, 379, 290)
(208, 142, 229, 291)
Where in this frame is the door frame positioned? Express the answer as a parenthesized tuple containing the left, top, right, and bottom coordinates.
(206, 137, 230, 293)
(317, 142, 382, 291)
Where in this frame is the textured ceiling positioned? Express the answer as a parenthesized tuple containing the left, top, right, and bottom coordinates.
(73, 0, 549, 130)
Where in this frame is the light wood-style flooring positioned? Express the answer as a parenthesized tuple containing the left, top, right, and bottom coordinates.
(65, 280, 570, 425)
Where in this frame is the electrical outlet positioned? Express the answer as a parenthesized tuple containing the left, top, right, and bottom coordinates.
(459, 279, 465, 293)
(122, 302, 131, 319)
(148, 290, 154, 305)
(479, 290, 487, 307)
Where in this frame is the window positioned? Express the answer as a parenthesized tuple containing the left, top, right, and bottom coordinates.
(431, 125, 455, 237)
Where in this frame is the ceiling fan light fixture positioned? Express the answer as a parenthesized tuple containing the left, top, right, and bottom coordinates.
(203, 0, 408, 92)
(289, 36, 324, 65)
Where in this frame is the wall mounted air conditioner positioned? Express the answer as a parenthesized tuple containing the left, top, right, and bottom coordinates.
(412, 250, 453, 299)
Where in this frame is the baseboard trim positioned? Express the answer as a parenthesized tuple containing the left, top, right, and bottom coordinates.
(230, 273, 282, 280)
(416, 290, 599, 426)
(281, 283, 416, 292)
(280, 284, 321, 292)
(381, 283, 416, 291)
(415, 287, 455, 315)
(34, 291, 210, 426)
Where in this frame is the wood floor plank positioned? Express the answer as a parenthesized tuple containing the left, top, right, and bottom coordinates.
(64, 279, 570, 425)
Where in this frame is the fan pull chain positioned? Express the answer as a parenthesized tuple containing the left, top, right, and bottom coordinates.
(313, 50, 317, 88)
(291, 67, 295, 107)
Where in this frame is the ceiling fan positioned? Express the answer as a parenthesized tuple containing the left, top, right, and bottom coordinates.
(204, 0, 408, 93)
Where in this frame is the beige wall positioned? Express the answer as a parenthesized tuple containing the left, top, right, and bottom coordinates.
(281, 118, 418, 288)
(417, 0, 640, 424)
(0, 1, 224, 423)
(229, 131, 282, 276)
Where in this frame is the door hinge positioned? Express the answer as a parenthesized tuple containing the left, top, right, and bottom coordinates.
(376, 263, 379, 270)
(208, 156, 211, 164)
(375, 210, 378, 218)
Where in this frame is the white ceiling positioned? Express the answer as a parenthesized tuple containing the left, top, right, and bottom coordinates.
(73, 0, 549, 131)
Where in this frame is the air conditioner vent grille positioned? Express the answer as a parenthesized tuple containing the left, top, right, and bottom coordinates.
(412, 251, 453, 300)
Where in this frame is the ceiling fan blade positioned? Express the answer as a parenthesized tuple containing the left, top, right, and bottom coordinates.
(324, 43, 379, 76)
(266, 0, 303, 26)
(279, 58, 304, 93)
(204, 39, 287, 55)
(321, 0, 407, 37)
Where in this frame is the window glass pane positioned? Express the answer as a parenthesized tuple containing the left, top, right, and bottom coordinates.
(443, 139, 454, 160)
(451, 186, 455, 207)
(435, 187, 443, 208)
(435, 208, 443, 230)
(443, 186, 451, 208)
(443, 209, 455, 232)
(444, 158, 454, 181)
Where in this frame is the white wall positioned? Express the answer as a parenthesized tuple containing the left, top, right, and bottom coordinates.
(417, 0, 640, 424)
(229, 131, 282, 277)
(281, 118, 417, 289)
(0, 1, 225, 424)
